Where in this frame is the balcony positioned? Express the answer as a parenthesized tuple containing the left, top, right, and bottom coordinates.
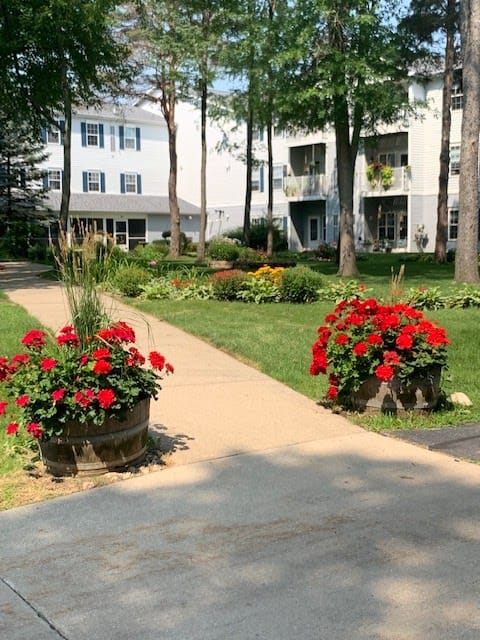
(361, 166, 411, 195)
(283, 174, 326, 199)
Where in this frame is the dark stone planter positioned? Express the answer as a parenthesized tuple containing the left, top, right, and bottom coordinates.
(39, 399, 150, 476)
(349, 369, 441, 414)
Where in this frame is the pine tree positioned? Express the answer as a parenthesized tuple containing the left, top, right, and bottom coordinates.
(0, 117, 49, 224)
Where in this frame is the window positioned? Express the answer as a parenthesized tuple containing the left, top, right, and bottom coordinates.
(48, 169, 62, 191)
(449, 208, 459, 240)
(273, 165, 284, 190)
(119, 126, 141, 151)
(125, 173, 136, 192)
(125, 127, 136, 149)
(88, 123, 99, 146)
(378, 212, 395, 241)
(46, 126, 60, 145)
(379, 153, 396, 167)
(451, 71, 463, 110)
(81, 122, 104, 148)
(82, 171, 105, 193)
(450, 144, 461, 175)
(252, 167, 264, 192)
(120, 172, 142, 194)
(88, 171, 100, 191)
(42, 120, 64, 145)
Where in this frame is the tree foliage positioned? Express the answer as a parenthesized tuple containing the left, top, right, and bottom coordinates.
(273, 0, 414, 275)
(0, 0, 130, 229)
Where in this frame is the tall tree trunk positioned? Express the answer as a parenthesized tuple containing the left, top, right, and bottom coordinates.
(59, 87, 72, 234)
(455, 0, 480, 283)
(167, 115, 181, 258)
(435, 0, 456, 263)
(334, 105, 358, 277)
(243, 104, 253, 246)
(266, 121, 274, 257)
(197, 77, 208, 262)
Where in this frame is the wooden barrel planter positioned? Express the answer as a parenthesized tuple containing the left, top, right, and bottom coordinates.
(349, 368, 441, 414)
(39, 399, 150, 476)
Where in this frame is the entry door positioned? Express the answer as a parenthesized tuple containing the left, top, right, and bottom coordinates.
(114, 220, 127, 248)
(307, 215, 324, 249)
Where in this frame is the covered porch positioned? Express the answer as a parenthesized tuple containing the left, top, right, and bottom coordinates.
(362, 196, 408, 252)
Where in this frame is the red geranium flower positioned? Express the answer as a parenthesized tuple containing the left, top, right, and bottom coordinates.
(57, 332, 79, 347)
(0, 401, 8, 416)
(74, 389, 94, 407)
(310, 351, 328, 376)
(26, 422, 43, 439)
(375, 364, 394, 382)
(426, 328, 450, 346)
(12, 353, 30, 366)
(127, 347, 145, 367)
(367, 334, 383, 346)
(93, 348, 111, 360)
(6, 422, 19, 435)
(15, 394, 30, 407)
(52, 389, 66, 403)
(383, 351, 400, 365)
(396, 334, 413, 350)
(166, 362, 174, 373)
(352, 342, 368, 356)
(97, 388, 116, 409)
(335, 334, 349, 345)
(149, 351, 166, 370)
(326, 385, 338, 401)
(93, 359, 113, 375)
(41, 358, 57, 371)
(21, 329, 47, 349)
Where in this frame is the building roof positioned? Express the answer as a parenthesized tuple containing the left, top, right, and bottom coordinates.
(46, 193, 200, 216)
(73, 103, 166, 126)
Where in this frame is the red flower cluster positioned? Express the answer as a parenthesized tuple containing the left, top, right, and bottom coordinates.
(310, 297, 450, 404)
(1, 322, 173, 441)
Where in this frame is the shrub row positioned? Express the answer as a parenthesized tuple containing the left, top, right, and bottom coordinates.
(112, 264, 326, 304)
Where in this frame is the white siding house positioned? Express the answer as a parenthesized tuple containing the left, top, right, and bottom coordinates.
(41, 103, 200, 250)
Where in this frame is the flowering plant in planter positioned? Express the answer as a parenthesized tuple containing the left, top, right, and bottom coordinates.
(0, 322, 173, 442)
(310, 298, 450, 406)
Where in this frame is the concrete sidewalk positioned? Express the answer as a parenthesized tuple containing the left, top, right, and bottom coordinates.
(1, 261, 480, 639)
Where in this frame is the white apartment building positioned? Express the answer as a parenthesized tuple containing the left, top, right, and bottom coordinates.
(170, 71, 465, 254)
(41, 70, 469, 254)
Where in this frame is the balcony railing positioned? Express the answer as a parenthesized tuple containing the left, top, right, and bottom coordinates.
(283, 174, 326, 198)
(362, 166, 411, 194)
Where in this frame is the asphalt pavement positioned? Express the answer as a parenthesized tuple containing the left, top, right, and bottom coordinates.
(1, 261, 480, 640)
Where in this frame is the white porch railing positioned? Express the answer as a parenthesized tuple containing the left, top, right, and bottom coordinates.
(283, 174, 326, 198)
